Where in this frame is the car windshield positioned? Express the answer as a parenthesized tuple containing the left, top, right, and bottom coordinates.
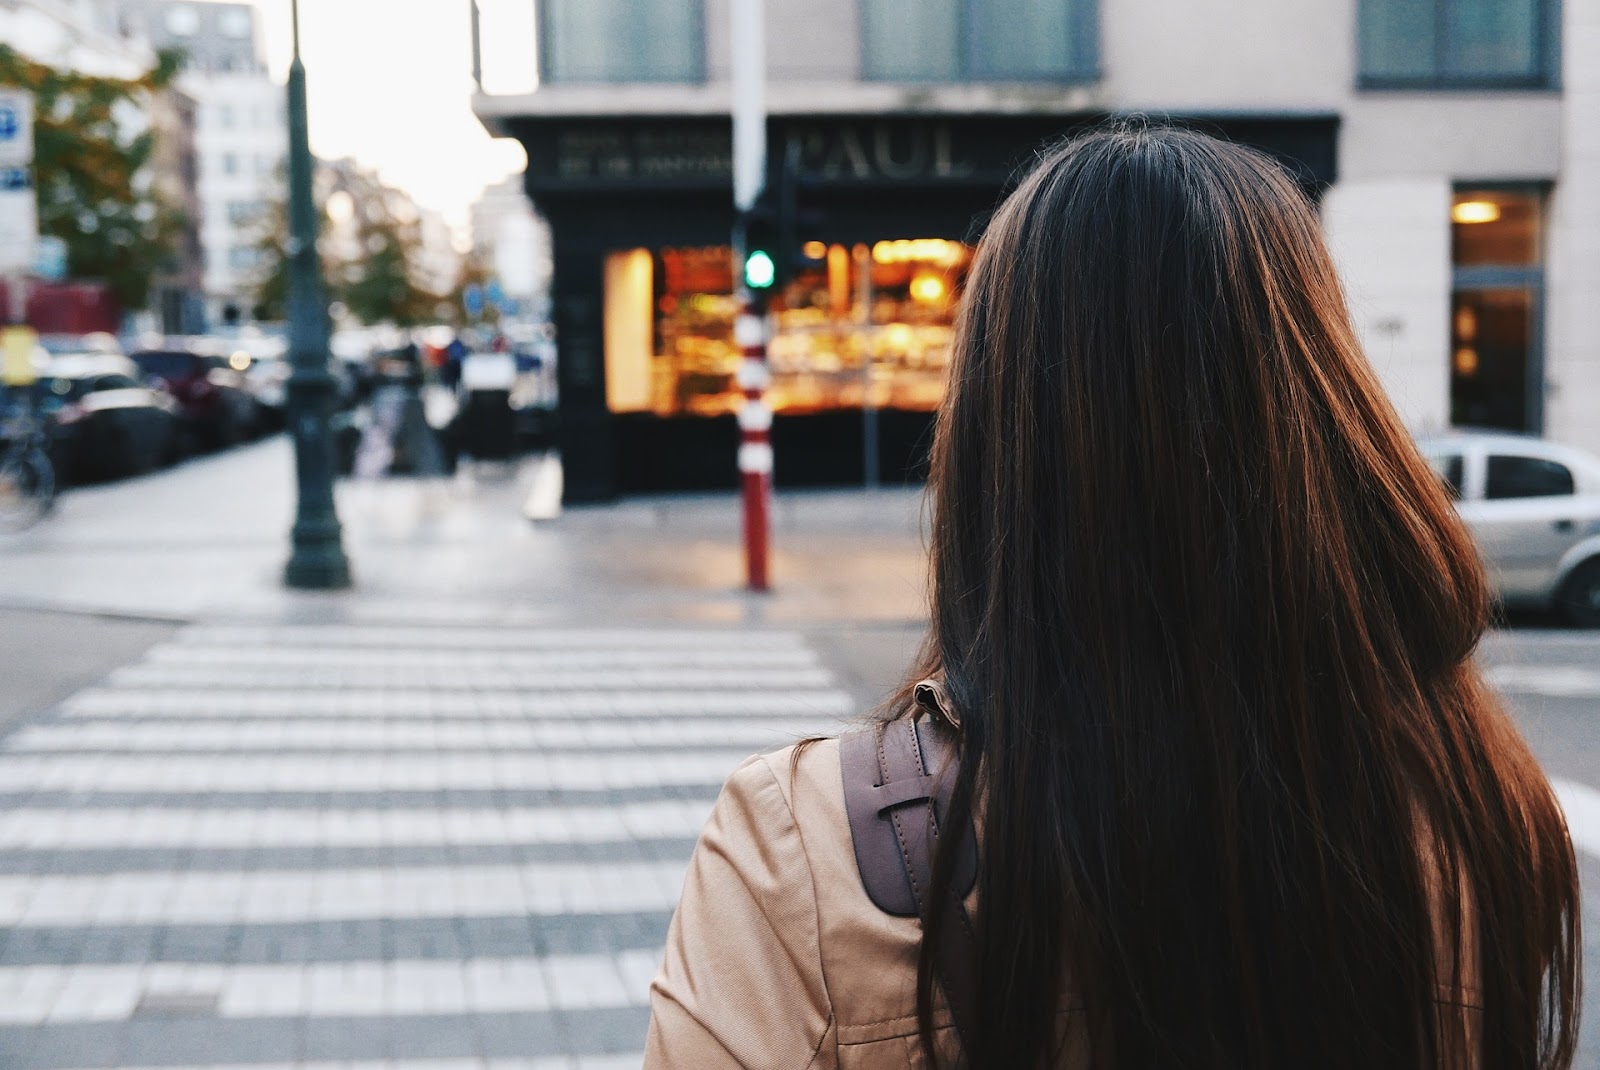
(131, 351, 200, 379)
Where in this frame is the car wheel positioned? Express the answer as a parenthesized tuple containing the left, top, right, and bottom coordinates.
(1556, 557, 1600, 629)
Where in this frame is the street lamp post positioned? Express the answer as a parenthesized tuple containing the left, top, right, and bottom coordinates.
(282, 0, 350, 589)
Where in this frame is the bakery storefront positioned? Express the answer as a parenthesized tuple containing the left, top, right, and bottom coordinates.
(500, 113, 1337, 501)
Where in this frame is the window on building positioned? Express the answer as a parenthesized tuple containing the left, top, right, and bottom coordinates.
(226, 200, 261, 226)
(1486, 455, 1574, 499)
(862, 0, 1097, 81)
(540, 0, 703, 84)
(218, 8, 252, 38)
(1358, 0, 1555, 87)
(1450, 188, 1546, 433)
(228, 246, 260, 271)
(221, 153, 239, 176)
(218, 104, 234, 129)
(165, 4, 200, 36)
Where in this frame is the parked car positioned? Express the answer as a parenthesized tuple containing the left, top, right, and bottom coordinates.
(34, 355, 181, 481)
(130, 347, 258, 449)
(1420, 431, 1600, 626)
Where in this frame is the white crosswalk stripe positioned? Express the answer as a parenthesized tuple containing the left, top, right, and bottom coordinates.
(0, 862, 687, 927)
(0, 623, 850, 1067)
(0, 801, 716, 850)
(1485, 664, 1600, 698)
(58, 687, 854, 719)
(0, 951, 662, 1023)
(6, 716, 839, 752)
(0, 752, 749, 792)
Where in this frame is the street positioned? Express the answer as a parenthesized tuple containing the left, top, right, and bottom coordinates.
(0, 441, 1596, 1068)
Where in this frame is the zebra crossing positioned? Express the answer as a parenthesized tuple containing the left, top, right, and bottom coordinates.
(0, 622, 855, 1070)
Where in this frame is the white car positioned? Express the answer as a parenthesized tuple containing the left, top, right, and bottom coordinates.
(1420, 432, 1600, 627)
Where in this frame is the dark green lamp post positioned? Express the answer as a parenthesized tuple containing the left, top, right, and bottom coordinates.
(282, 0, 351, 589)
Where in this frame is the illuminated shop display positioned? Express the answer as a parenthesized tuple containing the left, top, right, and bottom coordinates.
(603, 239, 972, 417)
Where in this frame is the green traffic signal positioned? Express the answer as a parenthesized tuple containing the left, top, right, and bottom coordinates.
(744, 249, 777, 290)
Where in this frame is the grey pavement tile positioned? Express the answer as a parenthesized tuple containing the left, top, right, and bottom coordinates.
(117, 1015, 303, 1067)
(557, 1007, 652, 1057)
(0, 786, 722, 809)
(384, 1014, 487, 1060)
(0, 915, 674, 966)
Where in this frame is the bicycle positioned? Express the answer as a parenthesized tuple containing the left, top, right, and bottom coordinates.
(0, 390, 56, 531)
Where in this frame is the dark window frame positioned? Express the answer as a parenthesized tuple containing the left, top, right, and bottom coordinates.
(536, 0, 707, 86)
(859, 0, 1101, 84)
(1356, 0, 1562, 91)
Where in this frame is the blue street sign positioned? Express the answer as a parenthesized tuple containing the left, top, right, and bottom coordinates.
(0, 106, 17, 142)
(0, 168, 29, 192)
(463, 284, 485, 318)
(33, 236, 66, 281)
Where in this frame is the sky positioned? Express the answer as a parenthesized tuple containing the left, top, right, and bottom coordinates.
(248, 0, 532, 237)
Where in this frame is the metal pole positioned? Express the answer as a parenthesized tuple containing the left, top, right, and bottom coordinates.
(731, 0, 771, 592)
(283, 0, 351, 589)
(854, 244, 878, 489)
(469, 0, 483, 90)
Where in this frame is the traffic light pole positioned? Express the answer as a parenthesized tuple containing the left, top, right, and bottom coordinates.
(731, 0, 771, 592)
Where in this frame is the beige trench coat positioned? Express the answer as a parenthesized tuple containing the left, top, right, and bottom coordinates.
(642, 738, 1481, 1069)
(643, 738, 968, 1069)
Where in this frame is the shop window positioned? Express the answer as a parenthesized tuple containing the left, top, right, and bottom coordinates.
(862, 0, 1097, 82)
(1485, 455, 1573, 499)
(540, 0, 704, 84)
(601, 239, 972, 418)
(1452, 189, 1541, 266)
(1358, 0, 1554, 88)
(1450, 187, 1545, 434)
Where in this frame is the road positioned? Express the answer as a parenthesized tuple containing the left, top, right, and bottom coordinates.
(0, 444, 1593, 1069)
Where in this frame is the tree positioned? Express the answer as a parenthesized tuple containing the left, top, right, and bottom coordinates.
(0, 45, 185, 310)
(250, 161, 440, 327)
(338, 193, 435, 327)
(445, 249, 495, 329)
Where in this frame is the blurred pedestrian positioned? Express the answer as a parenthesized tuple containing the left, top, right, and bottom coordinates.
(643, 125, 1580, 1070)
(441, 335, 466, 390)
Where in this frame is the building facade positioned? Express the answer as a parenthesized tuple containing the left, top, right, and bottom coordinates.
(470, 174, 552, 309)
(473, 0, 1600, 502)
(127, 0, 285, 327)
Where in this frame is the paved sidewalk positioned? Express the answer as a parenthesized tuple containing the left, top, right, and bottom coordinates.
(0, 438, 930, 627)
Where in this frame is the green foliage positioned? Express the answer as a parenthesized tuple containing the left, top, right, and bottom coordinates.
(447, 250, 495, 329)
(0, 45, 185, 310)
(251, 163, 441, 328)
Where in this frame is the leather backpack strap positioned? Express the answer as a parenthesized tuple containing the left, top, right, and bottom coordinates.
(840, 682, 979, 1049)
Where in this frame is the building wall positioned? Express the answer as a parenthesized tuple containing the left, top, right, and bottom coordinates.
(1323, 178, 1453, 432)
(480, 0, 1591, 458)
(1545, 0, 1600, 456)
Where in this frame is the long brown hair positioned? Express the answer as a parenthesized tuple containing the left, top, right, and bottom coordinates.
(898, 123, 1580, 1069)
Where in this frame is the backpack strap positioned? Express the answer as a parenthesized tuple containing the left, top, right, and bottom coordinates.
(840, 680, 979, 1048)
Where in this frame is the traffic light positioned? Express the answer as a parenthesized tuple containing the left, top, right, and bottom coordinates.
(739, 203, 780, 293)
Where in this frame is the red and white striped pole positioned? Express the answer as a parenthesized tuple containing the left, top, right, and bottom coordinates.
(736, 293, 772, 591)
(731, 0, 770, 591)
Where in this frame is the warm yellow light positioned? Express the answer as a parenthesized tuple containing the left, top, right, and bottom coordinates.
(802, 240, 828, 260)
(1452, 200, 1501, 225)
(228, 351, 251, 371)
(1453, 347, 1480, 377)
(1454, 306, 1477, 342)
(909, 272, 947, 304)
(871, 238, 966, 267)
